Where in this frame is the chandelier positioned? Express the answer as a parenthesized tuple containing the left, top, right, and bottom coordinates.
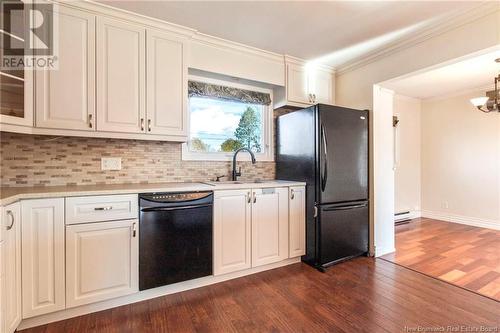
(470, 58, 500, 113)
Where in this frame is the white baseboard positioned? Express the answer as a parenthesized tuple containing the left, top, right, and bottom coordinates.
(421, 210, 500, 230)
(17, 257, 301, 331)
(395, 210, 421, 222)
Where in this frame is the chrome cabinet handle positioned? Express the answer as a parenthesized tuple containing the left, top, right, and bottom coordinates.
(290, 189, 295, 200)
(148, 119, 152, 132)
(141, 118, 145, 131)
(94, 206, 112, 211)
(5, 210, 14, 230)
(313, 206, 318, 218)
(253, 192, 256, 203)
(132, 222, 137, 238)
(88, 114, 93, 128)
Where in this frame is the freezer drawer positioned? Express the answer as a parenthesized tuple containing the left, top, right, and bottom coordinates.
(318, 201, 368, 266)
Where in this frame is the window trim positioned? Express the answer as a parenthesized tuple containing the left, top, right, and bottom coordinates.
(182, 75, 274, 162)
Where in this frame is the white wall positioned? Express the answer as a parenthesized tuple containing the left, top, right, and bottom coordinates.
(336, 6, 499, 256)
(421, 89, 500, 230)
(394, 95, 421, 216)
(373, 86, 395, 256)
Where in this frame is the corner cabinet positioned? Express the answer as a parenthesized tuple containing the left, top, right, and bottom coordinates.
(21, 198, 65, 318)
(66, 219, 139, 308)
(96, 17, 146, 134)
(2, 203, 22, 333)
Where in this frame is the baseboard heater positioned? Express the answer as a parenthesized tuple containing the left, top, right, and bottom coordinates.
(395, 211, 411, 225)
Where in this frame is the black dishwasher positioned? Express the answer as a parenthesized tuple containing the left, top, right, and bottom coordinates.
(139, 191, 213, 290)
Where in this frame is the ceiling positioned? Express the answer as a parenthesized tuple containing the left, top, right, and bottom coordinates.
(382, 49, 500, 99)
(98, 1, 481, 68)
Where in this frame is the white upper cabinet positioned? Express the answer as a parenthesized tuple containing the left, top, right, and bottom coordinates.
(97, 17, 146, 134)
(66, 219, 138, 308)
(286, 63, 310, 105)
(2, 203, 22, 333)
(21, 198, 65, 318)
(36, 6, 95, 131)
(276, 57, 335, 109)
(251, 188, 289, 267)
(309, 67, 334, 105)
(0, 1, 34, 128)
(213, 189, 252, 275)
(146, 29, 188, 137)
(289, 186, 306, 258)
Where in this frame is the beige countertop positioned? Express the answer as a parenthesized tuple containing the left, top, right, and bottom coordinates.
(0, 180, 306, 206)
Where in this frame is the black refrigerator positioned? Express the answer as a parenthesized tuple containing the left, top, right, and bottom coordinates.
(276, 104, 369, 270)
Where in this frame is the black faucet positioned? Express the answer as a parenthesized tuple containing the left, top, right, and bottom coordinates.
(232, 148, 256, 181)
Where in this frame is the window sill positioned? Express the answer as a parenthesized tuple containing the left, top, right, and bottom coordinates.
(181, 144, 274, 162)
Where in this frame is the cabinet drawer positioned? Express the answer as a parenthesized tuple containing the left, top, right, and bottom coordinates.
(66, 194, 138, 225)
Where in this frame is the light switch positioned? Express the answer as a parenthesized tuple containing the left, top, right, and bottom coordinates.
(101, 157, 122, 171)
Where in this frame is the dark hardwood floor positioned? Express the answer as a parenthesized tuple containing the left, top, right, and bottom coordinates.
(382, 218, 500, 301)
(22, 257, 499, 333)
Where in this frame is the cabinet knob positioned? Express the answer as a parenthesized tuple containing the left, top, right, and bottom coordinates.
(247, 192, 251, 204)
(5, 210, 14, 230)
(291, 189, 295, 200)
(88, 114, 93, 128)
(148, 119, 152, 132)
(253, 192, 256, 203)
(141, 118, 145, 131)
(132, 222, 137, 237)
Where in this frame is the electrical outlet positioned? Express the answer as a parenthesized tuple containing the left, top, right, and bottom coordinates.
(101, 157, 122, 171)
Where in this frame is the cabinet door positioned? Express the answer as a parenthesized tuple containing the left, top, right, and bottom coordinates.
(97, 17, 146, 133)
(310, 68, 334, 105)
(146, 29, 187, 137)
(251, 188, 289, 267)
(3, 203, 21, 333)
(21, 198, 65, 318)
(213, 190, 251, 275)
(289, 186, 306, 258)
(35, 6, 95, 131)
(0, 1, 33, 127)
(66, 219, 138, 308)
(287, 63, 311, 105)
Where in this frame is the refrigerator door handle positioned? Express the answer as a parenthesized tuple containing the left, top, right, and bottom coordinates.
(323, 203, 368, 211)
(321, 124, 328, 192)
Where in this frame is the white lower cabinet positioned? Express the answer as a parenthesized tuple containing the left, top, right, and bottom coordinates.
(2, 203, 22, 333)
(214, 187, 302, 275)
(66, 219, 139, 308)
(289, 186, 306, 257)
(213, 190, 252, 275)
(21, 198, 66, 318)
(251, 188, 289, 267)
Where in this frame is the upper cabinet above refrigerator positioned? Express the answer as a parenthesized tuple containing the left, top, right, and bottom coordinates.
(274, 56, 335, 109)
(0, 0, 34, 128)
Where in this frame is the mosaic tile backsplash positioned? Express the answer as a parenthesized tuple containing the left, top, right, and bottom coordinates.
(0, 132, 277, 187)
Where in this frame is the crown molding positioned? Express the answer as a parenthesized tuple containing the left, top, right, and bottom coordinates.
(336, 2, 500, 76)
(192, 33, 284, 63)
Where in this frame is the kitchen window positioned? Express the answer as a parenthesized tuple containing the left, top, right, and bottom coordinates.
(182, 77, 274, 161)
